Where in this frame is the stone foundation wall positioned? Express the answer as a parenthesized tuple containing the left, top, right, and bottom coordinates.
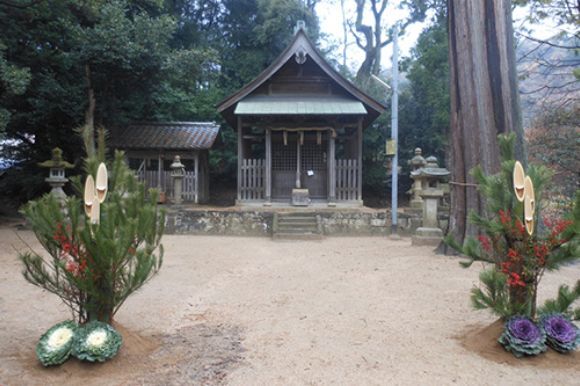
(165, 210, 273, 236)
(164, 208, 448, 237)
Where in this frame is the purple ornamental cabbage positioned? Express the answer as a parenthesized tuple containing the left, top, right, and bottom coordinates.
(540, 314, 580, 353)
(498, 316, 547, 357)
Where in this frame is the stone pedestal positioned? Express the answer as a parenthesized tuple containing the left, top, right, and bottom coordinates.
(292, 188, 310, 206)
(173, 177, 183, 205)
(409, 179, 424, 209)
(412, 188, 443, 246)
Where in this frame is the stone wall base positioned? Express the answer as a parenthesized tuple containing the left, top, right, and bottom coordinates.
(164, 207, 449, 237)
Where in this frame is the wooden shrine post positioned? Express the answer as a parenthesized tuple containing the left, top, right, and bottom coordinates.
(296, 131, 302, 189)
(237, 116, 242, 201)
(265, 128, 272, 205)
(194, 152, 199, 204)
(357, 118, 363, 201)
(328, 130, 336, 205)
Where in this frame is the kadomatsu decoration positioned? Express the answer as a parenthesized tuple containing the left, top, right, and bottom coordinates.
(540, 314, 580, 353)
(445, 133, 579, 319)
(36, 321, 78, 366)
(19, 130, 164, 324)
(498, 316, 547, 357)
(72, 321, 122, 362)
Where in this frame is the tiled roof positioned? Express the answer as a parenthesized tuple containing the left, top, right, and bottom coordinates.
(112, 122, 220, 150)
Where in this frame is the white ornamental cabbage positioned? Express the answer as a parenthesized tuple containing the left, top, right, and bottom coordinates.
(72, 321, 122, 362)
(36, 321, 78, 366)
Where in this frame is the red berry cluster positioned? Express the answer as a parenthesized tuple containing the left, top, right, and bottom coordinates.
(53, 223, 87, 277)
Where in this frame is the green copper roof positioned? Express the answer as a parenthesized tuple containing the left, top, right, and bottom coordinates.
(234, 95, 367, 115)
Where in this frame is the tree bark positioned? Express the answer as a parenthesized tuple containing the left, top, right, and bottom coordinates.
(446, 0, 526, 249)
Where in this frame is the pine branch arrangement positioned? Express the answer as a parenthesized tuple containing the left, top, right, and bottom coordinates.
(445, 133, 580, 319)
(19, 140, 164, 324)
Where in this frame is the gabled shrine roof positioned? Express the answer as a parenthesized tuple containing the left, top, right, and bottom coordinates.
(217, 28, 386, 128)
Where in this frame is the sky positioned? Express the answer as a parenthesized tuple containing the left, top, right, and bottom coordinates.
(314, 1, 563, 74)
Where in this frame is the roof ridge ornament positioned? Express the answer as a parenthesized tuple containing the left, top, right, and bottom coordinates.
(293, 20, 306, 35)
(295, 46, 307, 64)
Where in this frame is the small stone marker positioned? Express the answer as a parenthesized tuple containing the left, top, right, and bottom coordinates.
(292, 188, 310, 206)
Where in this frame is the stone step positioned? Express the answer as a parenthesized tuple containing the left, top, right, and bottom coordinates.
(277, 220, 318, 225)
(273, 232, 324, 240)
(273, 213, 323, 240)
(276, 227, 319, 233)
(277, 215, 318, 221)
(277, 220, 318, 227)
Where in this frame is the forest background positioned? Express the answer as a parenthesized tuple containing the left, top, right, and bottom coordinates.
(0, 0, 577, 208)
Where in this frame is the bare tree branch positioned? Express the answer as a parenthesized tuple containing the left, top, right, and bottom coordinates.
(515, 31, 580, 49)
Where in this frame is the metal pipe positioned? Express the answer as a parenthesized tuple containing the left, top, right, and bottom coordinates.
(391, 25, 399, 235)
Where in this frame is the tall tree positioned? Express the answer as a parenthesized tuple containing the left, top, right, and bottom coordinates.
(446, 0, 527, 248)
(349, 0, 433, 85)
(0, 0, 211, 200)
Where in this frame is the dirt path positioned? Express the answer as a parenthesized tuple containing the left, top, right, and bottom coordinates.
(0, 228, 578, 385)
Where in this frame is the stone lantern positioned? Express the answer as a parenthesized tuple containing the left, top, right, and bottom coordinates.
(38, 148, 74, 203)
(410, 154, 449, 209)
(410, 155, 450, 246)
(170, 155, 185, 205)
(408, 148, 427, 209)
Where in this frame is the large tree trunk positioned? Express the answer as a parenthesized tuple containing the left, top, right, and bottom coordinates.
(446, 0, 526, 248)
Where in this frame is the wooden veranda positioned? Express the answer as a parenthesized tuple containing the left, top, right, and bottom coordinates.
(217, 24, 385, 207)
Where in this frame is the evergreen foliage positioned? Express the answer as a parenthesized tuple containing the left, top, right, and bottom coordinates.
(19, 145, 164, 323)
(0, 0, 319, 200)
(539, 281, 580, 321)
(361, 12, 450, 201)
(445, 133, 580, 319)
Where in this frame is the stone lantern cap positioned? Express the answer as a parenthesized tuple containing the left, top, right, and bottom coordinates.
(425, 155, 439, 168)
(411, 167, 450, 178)
(409, 147, 427, 169)
(38, 148, 75, 169)
(410, 154, 449, 179)
(170, 155, 185, 177)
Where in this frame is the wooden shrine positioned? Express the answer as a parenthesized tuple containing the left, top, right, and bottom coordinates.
(110, 122, 219, 204)
(217, 23, 386, 206)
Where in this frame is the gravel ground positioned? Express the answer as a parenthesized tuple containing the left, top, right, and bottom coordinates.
(0, 227, 578, 385)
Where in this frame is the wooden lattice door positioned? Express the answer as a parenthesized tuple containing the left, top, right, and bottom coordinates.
(272, 136, 297, 199)
(301, 140, 327, 199)
(271, 133, 328, 200)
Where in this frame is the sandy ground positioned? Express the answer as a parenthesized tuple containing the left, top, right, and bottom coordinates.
(0, 226, 578, 385)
